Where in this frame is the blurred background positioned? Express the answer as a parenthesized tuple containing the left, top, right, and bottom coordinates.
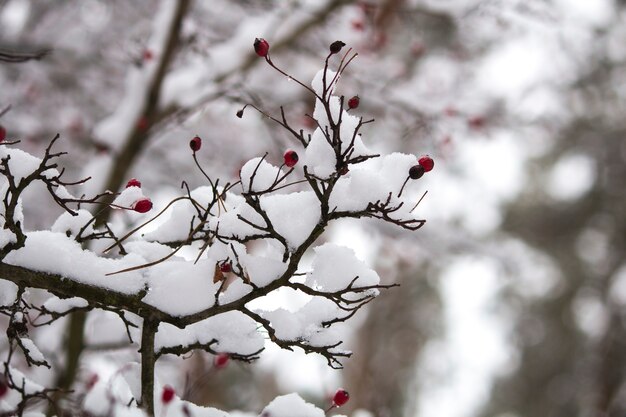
(1, 0, 625, 416)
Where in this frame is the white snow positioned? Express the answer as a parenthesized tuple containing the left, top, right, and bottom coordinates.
(51, 209, 95, 237)
(42, 296, 88, 313)
(261, 393, 324, 417)
(0, 147, 43, 183)
(112, 186, 146, 209)
(304, 128, 336, 179)
(240, 253, 287, 287)
(261, 297, 344, 348)
(260, 191, 321, 250)
(155, 311, 264, 356)
(240, 157, 284, 192)
(306, 243, 380, 293)
(19, 338, 46, 363)
(0, 280, 18, 306)
(142, 258, 218, 316)
(5, 231, 147, 294)
(144, 186, 216, 243)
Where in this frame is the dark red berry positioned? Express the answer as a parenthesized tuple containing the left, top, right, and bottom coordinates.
(329, 41, 346, 54)
(236, 109, 244, 118)
(254, 38, 270, 57)
(132, 198, 153, 213)
(283, 150, 299, 168)
(333, 389, 350, 406)
(161, 385, 175, 404)
(347, 96, 360, 109)
(418, 155, 434, 172)
(214, 353, 229, 369)
(137, 116, 149, 131)
(468, 115, 485, 129)
(143, 49, 153, 61)
(126, 178, 142, 188)
(0, 125, 6, 142)
(408, 165, 425, 180)
(220, 262, 232, 273)
(190, 135, 202, 152)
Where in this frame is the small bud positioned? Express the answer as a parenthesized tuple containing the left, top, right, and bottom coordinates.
(126, 178, 142, 188)
(132, 198, 153, 213)
(214, 353, 230, 369)
(418, 155, 434, 172)
(219, 262, 232, 273)
(0, 125, 6, 142)
(190, 135, 202, 152)
(254, 38, 270, 57)
(161, 385, 175, 404)
(347, 95, 360, 109)
(332, 389, 350, 407)
(283, 149, 299, 168)
(408, 165, 425, 180)
(236, 109, 244, 118)
(329, 41, 346, 55)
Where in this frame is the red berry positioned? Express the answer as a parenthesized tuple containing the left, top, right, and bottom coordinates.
(190, 135, 202, 152)
(143, 49, 153, 61)
(443, 106, 458, 117)
(0, 125, 6, 142)
(126, 178, 142, 188)
(214, 353, 229, 369)
(468, 115, 485, 129)
(351, 20, 364, 31)
(254, 38, 270, 57)
(411, 42, 425, 57)
(86, 373, 99, 391)
(137, 116, 149, 131)
(408, 165, 425, 180)
(333, 389, 350, 406)
(329, 41, 346, 54)
(347, 96, 360, 109)
(161, 385, 175, 404)
(418, 155, 434, 172)
(132, 198, 153, 213)
(283, 150, 299, 168)
(219, 262, 232, 273)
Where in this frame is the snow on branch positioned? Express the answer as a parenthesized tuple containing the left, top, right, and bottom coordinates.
(0, 39, 434, 416)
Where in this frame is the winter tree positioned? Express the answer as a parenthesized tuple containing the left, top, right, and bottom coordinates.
(0, 3, 435, 414)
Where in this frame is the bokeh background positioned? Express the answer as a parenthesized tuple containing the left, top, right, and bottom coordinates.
(1, 0, 625, 416)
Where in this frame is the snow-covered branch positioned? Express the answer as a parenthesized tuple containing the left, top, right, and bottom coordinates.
(0, 38, 434, 416)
